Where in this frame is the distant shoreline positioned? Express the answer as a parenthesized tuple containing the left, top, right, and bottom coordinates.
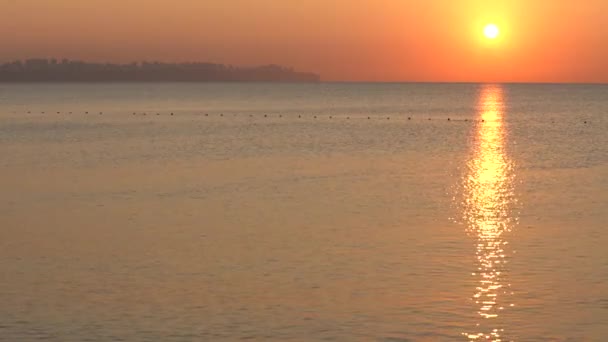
(0, 59, 321, 83)
(0, 80, 323, 84)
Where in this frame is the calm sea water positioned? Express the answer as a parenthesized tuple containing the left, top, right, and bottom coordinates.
(0, 83, 606, 341)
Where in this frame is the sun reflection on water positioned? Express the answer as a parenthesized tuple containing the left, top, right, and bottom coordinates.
(462, 85, 517, 341)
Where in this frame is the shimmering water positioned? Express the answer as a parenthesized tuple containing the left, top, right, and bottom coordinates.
(0, 83, 606, 341)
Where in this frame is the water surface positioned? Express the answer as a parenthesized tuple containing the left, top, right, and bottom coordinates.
(0, 83, 606, 341)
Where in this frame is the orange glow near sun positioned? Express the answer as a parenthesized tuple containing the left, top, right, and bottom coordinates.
(2, 1, 608, 82)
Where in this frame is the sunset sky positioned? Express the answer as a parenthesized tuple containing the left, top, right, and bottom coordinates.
(2, 0, 607, 82)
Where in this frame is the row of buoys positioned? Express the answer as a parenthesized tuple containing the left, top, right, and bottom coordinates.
(193, 114, 593, 125)
(227, 114, 486, 122)
(28, 110, 105, 115)
(19, 111, 592, 124)
(20, 111, 490, 123)
(199, 114, 493, 122)
(25, 110, 176, 116)
(130, 112, 174, 116)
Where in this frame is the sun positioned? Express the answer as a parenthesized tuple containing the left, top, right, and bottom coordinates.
(483, 24, 500, 39)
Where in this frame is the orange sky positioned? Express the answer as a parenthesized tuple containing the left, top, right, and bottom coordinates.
(2, 0, 607, 82)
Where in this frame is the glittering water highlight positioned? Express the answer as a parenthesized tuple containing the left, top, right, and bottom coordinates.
(462, 85, 519, 341)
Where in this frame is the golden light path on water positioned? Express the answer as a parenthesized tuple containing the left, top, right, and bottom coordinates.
(463, 85, 518, 341)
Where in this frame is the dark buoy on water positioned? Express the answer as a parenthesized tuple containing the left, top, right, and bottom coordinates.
(171, 113, 174, 116)
(448, 118, 451, 121)
(408, 117, 411, 120)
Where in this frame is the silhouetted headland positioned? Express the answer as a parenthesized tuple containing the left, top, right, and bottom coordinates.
(0, 59, 320, 82)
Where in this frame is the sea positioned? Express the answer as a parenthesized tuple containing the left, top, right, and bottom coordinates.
(0, 83, 606, 341)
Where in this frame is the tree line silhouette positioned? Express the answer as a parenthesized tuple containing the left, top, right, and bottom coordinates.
(0, 59, 320, 82)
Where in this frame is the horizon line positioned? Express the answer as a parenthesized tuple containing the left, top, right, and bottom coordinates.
(320, 81, 608, 85)
(0, 80, 606, 85)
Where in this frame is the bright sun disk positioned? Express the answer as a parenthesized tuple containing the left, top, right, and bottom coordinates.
(483, 24, 500, 39)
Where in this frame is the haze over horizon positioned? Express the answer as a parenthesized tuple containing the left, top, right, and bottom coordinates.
(2, 0, 608, 83)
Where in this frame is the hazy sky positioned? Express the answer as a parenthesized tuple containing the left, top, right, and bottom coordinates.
(2, 0, 607, 82)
